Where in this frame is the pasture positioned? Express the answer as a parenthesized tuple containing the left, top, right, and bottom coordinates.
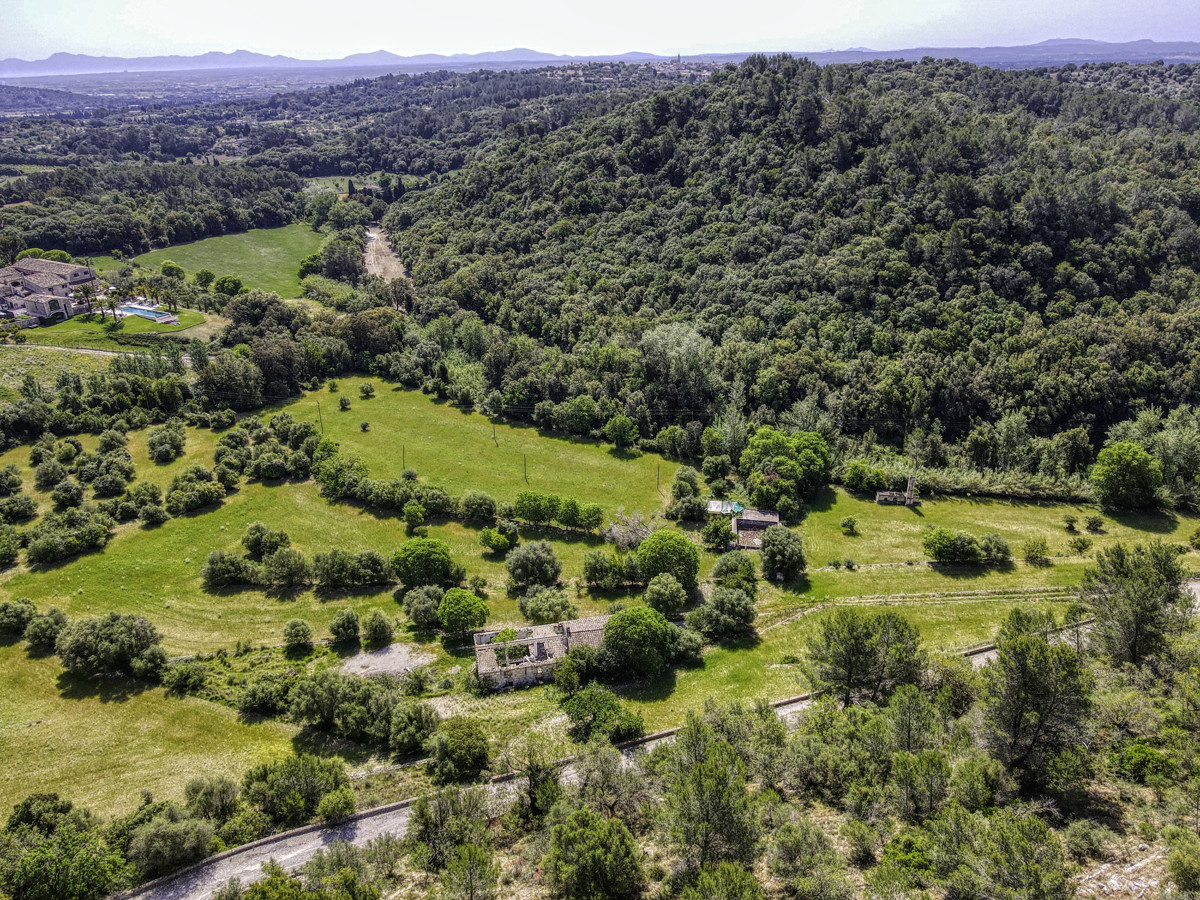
(23, 309, 207, 351)
(92, 224, 325, 297)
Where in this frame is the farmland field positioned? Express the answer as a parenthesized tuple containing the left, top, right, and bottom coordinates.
(91, 223, 325, 297)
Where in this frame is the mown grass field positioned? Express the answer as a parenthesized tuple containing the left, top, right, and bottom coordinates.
(0, 642, 303, 818)
(0, 346, 112, 400)
(2, 381, 1198, 815)
(24, 309, 207, 351)
(92, 224, 325, 297)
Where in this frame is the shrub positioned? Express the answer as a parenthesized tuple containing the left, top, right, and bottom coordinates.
(544, 807, 644, 900)
(316, 786, 357, 822)
(163, 661, 208, 695)
(519, 586, 578, 624)
(0, 462, 22, 496)
(1022, 537, 1051, 565)
(645, 572, 688, 614)
(358, 382, 375, 399)
(687, 587, 757, 641)
(1068, 536, 1093, 555)
(0, 524, 17, 567)
(1091, 441, 1162, 509)
(561, 682, 645, 743)
(1064, 819, 1115, 861)
(582, 549, 618, 590)
(438, 588, 488, 633)
(403, 585, 444, 629)
(426, 717, 490, 784)
(242, 753, 348, 827)
(282, 619, 313, 649)
(391, 537, 456, 586)
(637, 529, 701, 589)
(603, 607, 674, 677)
(390, 701, 441, 756)
(339, 396, 351, 410)
(840, 515, 858, 535)
(761, 525, 806, 580)
(0, 597, 36, 635)
(24, 607, 67, 651)
(127, 805, 214, 878)
(51, 478, 84, 509)
(185, 775, 239, 822)
(33, 460, 67, 490)
(403, 500, 426, 530)
(712, 550, 758, 594)
(201, 549, 257, 589)
(1086, 515, 1105, 533)
(922, 527, 982, 564)
(241, 522, 290, 560)
(147, 423, 186, 463)
(843, 459, 889, 493)
(263, 548, 310, 589)
(329, 609, 360, 643)
(505, 540, 562, 590)
(56, 612, 164, 679)
(979, 533, 1011, 565)
(460, 490, 498, 522)
(362, 609, 394, 645)
(701, 518, 735, 551)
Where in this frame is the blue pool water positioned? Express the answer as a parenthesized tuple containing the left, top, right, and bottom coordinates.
(120, 305, 172, 321)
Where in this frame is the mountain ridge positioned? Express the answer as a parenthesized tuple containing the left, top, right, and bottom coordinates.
(4, 38, 1200, 78)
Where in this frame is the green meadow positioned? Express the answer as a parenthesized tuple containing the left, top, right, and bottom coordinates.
(1, 380, 1197, 815)
(24, 309, 207, 351)
(91, 224, 325, 297)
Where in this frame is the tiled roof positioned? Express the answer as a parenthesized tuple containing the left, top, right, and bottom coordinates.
(13, 258, 92, 278)
(23, 272, 66, 289)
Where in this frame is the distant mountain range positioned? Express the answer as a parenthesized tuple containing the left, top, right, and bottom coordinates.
(2, 39, 1200, 79)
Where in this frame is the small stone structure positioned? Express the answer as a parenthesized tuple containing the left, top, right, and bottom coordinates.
(474, 615, 608, 689)
(876, 474, 920, 506)
(731, 507, 781, 549)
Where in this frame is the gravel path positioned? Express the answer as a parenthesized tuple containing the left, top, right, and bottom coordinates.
(363, 227, 407, 282)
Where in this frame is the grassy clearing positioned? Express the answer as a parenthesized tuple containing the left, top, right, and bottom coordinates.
(92, 224, 326, 298)
(0, 642, 302, 818)
(23, 309, 206, 351)
(276, 380, 677, 514)
(0, 346, 112, 400)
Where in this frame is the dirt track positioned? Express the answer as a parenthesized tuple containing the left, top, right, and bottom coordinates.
(363, 227, 407, 281)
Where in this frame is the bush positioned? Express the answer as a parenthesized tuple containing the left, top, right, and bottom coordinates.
(701, 518, 735, 551)
(0, 523, 17, 567)
(712, 550, 758, 594)
(840, 515, 858, 536)
(1068, 536, 1093, 555)
(506, 540, 561, 590)
(316, 786, 357, 822)
(242, 753, 348, 827)
(26, 506, 115, 565)
(56, 612, 164, 679)
(339, 396, 351, 410)
(33, 460, 67, 490)
(201, 549, 257, 589)
(561, 682, 645, 743)
(1167, 827, 1200, 892)
(0, 597, 36, 635)
(843, 459, 889, 493)
(0, 462, 22, 496)
(460, 491, 498, 522)
(263, 548, 310, 589)
(358, 382, 375, 399)
(979, 533, 1011, 564)
(637, 529, 701, 589)
(24, 607, 67, 651)
(51, 478, 84, 509)
(544, 807, 644, 900)
(391, 537, 456, 586)
(1091, 441, 1162, 509)
(403, 585, 444, 629)
(426, 717, 490, 784)
(761, 525, 806, 580)
(147, 423, 186, 463)
(163, 661, 208, 695)
(282, 619, 313, 649)
(519, 586, 578, 624)
(603, 607, 674, 677)
(241, 522, 290, 560)
(1063, 819, 1115, 860)
(362, 609, 394, 645)
(1086, 515, 1105, 533)
(645, 572, 688, 614)
(438, 588, 488, 633)
(687, 587, 757, 641)
(127, 805, 214, 878)
(922, 527, 982, 564)
(1022, 537, 1051, 565)
(390, 701, 441, 756)
(329, 608, 360, 643)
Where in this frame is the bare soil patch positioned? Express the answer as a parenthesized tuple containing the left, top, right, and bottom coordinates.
(340, 642, 434, 677)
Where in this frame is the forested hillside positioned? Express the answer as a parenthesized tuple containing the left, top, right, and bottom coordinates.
(387, 55, 1200, 452)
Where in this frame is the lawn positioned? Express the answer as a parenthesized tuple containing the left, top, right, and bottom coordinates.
(24, 309, 207, 351)
(275, 379, 678, 514)
(92, 224, 326, 298)
(0, 641, 302, 818)
(0, 346, 112, 400)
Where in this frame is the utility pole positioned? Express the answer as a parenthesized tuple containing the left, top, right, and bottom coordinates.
(317, 401, 324, 433)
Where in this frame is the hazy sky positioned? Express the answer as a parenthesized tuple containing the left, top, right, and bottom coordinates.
(3, 0, 1199, 59)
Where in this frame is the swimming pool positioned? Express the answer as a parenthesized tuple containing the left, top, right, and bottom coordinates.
(120, 305, 174, 322)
